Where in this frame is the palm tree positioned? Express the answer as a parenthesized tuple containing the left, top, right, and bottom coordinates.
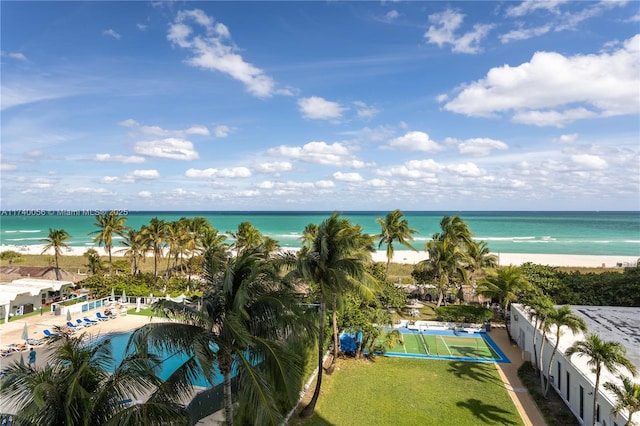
(476, 266, 531, 332)
(230, 222, 264, 255)
(141, 217, 167, 278)
(83, 248, 103, 275)
(543, 305, 587, 396)
(466, 240, 498, 293)
(90, 212, 128, 275)
(415, 238, 470, 307)
(376, 209, 417, 280)
(295, 212, 375, 418)
(41, 228, 71, 280)
(522, 293, 554, 372)
(604, 375, 640, 426)
(140, 247, 307, 426)
(0, 332, 189, 425)
(119, 228, 145, 275)
(434, 215, 475, 248)
(566, 334, 638, 426)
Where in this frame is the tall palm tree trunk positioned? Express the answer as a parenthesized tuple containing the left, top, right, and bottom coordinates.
(108, 246, 113, 275)
(331, 294, 339, 367)
(532, 318, 540, 371)
(544, 337, 562, 397)
(54, 252, 61, 280)
(539, 330, 548, 389)
(300, 297, 326, 418)
(220, 356, 234, 426)
(592, 367, 601, 426)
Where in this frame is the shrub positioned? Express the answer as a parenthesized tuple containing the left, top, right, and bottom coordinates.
(435, 305, 493, 323)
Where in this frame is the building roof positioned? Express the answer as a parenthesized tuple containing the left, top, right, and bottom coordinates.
(0, 278, 74, 306)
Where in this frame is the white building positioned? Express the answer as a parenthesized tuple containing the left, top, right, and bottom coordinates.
(0, 278, 75, 322)
(510, 304, 640, 426)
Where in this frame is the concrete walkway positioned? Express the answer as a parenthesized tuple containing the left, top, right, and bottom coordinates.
(489, 325, 547, 426)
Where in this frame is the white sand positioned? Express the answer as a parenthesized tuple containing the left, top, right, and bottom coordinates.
(1, 244, 637, 268)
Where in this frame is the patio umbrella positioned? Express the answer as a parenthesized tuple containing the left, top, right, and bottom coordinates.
(122, 289, 127, 303)
(136, 297, 141, 312)
(19, 353, 25, 367)
(111, 288, 115, 301)
(22, 322, 29, 342)
(66, 309, 71, 321)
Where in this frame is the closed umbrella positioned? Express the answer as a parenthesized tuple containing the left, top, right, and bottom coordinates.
(66, 309, 71, 321)
(19, 353, 25, 367)
(121, 289, 127, 304)
(22, 322, 29, 342)
(111, 288, 115, 301)
(136, 297, 141, 313)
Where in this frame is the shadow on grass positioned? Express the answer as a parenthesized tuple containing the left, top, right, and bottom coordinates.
(447, 360, 501, 384)
(456, 398, 518, 425)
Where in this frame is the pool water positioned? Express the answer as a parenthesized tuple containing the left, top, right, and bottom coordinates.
(100, 332, 222, 388)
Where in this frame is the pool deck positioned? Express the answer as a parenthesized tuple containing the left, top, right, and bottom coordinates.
(1, 311, 547, 426)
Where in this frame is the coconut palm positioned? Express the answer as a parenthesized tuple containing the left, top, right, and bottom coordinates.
(139, 247, 307, 426)
(295, 212, 375, 418)
(415, 238, 470, 307)
(376, 209, 417, 280)
(83, 248, 104, 276)
(141, 217, 167, 278)
(90, 212, 128, 275)
(566, 334, 638, 426)
(0, 332, 188, 425)
(230, 222, 264, 255)
(467, 240, 498, 291)
(119, 228, 145, 275)
(604, 375, 640, 426)
(41, 228, 71, 280)
(476, 266, 531, 331)
(433, 215, 475, 249)
(522, 293, 554, 372)
(543, 305, 587, 396)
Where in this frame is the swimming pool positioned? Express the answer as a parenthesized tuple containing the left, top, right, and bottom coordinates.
(99, 332, 222, 388)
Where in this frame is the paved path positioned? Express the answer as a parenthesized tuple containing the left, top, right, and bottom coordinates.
(489, 325, 547, 426)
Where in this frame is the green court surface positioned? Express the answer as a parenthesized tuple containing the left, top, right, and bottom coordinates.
(384, 330, 504, 362)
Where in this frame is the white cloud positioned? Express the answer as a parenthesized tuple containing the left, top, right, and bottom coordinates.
(298, 96, 346, 120)
(119, 119, 210, 138)
(167, 9, 278, 97)
(214, 125, 231, 138)
(134, 138, 199, 160)
(444, 35, 640, 126)
(333, 172, 363, 182)
(267, 141, 356, 166)
(387, 131, 443, 152)
(103, 29, 121, 39)
(128, 169, 160, 180)
(447, 162, 486, 177)
(94, 153, 145, 163)
(385, 10, 400, 20)
(353, 101, 379, 119)
(0, 163, 17, 171)
(571, 154, 608, 170)
(446, 137, 509, 156)
(424, 9, 493, 54)
(185, 167, 251, 178)
(138, 191, 152, 198)
(1, 51, 28, 61)
(253, 161, 293, 174)
(505, 1, 567, 18)
(137, 23, 148, 31)
(555, 133, 579, 144)
(500, 25, 551, 44)
(315, 180, 335, 188)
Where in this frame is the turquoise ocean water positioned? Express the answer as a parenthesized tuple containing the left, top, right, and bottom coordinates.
(1, 211, 639, 256)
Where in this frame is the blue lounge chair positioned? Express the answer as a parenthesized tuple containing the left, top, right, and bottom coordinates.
(66, 321, 84, 330)
(76, 318, 92, 327)
(83, 317, 98, 326)
(42, 329, 59, 338)
(96, 312, 111, 321)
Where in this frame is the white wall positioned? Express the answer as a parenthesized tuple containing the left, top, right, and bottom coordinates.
(510, 304, 633, 426)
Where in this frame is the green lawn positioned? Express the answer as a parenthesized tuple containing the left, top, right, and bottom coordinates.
(292, 357, 523, 426)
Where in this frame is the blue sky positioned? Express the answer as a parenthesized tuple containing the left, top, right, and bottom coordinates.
(1, 1, 639, 211)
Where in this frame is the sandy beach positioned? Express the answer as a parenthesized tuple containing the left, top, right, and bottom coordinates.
(1, 244, 638, 268)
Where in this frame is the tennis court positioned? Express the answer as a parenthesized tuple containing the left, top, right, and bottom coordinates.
(382, 328, 509, 363)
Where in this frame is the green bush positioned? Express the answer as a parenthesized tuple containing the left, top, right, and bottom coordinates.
(435, 305, 493, 323)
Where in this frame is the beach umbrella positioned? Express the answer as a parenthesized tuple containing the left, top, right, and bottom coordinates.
(66, 309, 71, 321)
(22, 322, 29, 342)
(136, 297, 141, 312)
(111, 288, 115, 301)
(19, 353, 25, 367)
(121, 289, 127, 303)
